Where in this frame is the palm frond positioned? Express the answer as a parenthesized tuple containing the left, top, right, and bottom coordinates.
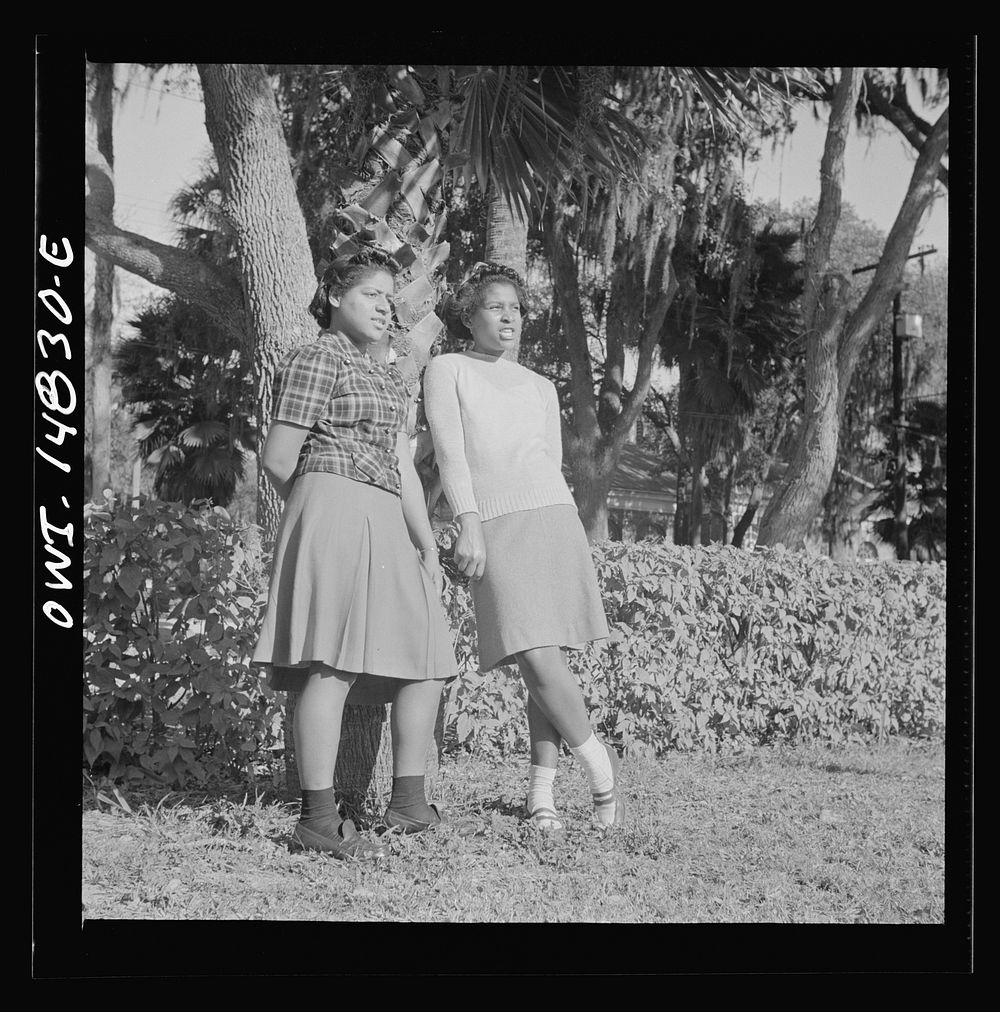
(693, 368, 737, 412)
(177, 420, 229, 448)
(450, 66, 645, 219)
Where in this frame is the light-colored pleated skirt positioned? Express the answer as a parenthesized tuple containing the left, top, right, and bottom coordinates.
(471, 505, 610, 671)
(252, 472, 458, 705)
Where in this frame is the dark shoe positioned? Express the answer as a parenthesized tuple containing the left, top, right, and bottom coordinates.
(383, 803, 444, 834)
(593, 743, 626, 829)
(291, 818, 388, 860)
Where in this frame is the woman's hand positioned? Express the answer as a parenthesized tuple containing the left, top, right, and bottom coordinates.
(418, 549, 444, 595)
(454, 513, 487, 581)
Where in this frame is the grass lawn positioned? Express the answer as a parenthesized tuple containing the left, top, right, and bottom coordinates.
(81, 737, 944, 924)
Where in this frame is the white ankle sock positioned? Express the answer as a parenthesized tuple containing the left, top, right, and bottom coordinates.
(526, 764, 558, 818)
(569, 732, 614, 795)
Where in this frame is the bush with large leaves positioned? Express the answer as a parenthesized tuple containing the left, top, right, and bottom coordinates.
(116, 297, 254, 507)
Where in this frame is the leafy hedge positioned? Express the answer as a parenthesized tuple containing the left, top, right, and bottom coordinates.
(83, 496, 278, 787)
(437, 533, 946, 757)
(83, 499, 946, 786)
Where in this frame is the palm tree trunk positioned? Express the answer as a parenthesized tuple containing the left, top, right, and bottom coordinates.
(484, 184, 528, 362)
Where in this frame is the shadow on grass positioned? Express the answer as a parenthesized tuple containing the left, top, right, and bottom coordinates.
(479, 797, 527, 819)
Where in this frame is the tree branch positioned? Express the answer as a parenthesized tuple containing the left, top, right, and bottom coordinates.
(86, 147, 248, 344)
(839, 105, 949, 402)
(863, 73, 949, 189)
(613, 269, 678, 447)
(800, 68, 864, 331)
(545, 206, 601, 445)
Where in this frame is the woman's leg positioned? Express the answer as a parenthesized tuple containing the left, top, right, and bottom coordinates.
(386, 678, 444, 827)
(295, 663, 356, 789)
(527, 694, 561, 768)
(390, 678, 442, 775)
(290, 664, 387, 857)
(524, 692, 563, 829)
(516, 646, 592, 748)
(516, 646, 624, 828)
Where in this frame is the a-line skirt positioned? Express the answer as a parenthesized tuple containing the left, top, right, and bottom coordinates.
(252, 472, 458, 705)
(471, 504, 610, 672)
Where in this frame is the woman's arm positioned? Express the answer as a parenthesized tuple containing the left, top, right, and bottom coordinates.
(543, 379, 565, 469)
(397, 430, 437, 554)
(422, 358, 486, 580)
(396, 430, 444, 593)
(261, 421, 310, 501)
(422, 358, 479, 519)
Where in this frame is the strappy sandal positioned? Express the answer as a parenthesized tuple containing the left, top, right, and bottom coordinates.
(592, 742, 626, 829)
(527, 805, 564, 832)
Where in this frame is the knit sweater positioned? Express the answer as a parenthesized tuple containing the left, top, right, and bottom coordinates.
(422, 350, 577, 521)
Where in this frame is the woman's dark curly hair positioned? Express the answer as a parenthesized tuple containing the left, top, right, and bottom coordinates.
(308, 246, 400, 329)
(444, 261, 530, 341)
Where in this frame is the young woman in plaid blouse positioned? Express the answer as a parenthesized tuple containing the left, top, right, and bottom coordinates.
(252, 249, 458, 859)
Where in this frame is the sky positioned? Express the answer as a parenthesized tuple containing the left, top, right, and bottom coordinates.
(102, 65, 949, 310)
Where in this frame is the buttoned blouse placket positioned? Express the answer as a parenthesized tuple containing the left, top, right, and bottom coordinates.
(279, 332, 409, 494)
(355, 345, 406, 495)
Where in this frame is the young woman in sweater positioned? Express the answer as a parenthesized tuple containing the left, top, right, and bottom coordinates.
(423, 262, 624, 832)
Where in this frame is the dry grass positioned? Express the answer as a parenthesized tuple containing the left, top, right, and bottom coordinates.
(81, 737, 945, 924)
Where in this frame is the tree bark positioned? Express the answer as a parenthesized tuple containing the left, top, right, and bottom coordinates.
(568, 443, 614, 543)
(688, 442, 707, 547)
(731, 484, 763, 548)
(198, 64, 319, 540)
(756, 71, 948, 551)
(756, 278, 849, 550)
(799, 69, 863, 333)
(88, 63, 115, 499)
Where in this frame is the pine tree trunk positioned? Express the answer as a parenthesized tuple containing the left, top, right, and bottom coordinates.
(88, 63, 115, 498)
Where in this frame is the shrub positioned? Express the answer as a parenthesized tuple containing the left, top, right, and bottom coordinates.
(83, 494, 279, 788)
(436, 532, 946, 757)
(83, 504, 946, 786)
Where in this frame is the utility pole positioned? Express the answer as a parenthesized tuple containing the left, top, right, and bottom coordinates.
(853, 247, 935, 561)
(891, 290, 908, 560)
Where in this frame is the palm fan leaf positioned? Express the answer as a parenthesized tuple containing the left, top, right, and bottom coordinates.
(177, 420, 229, 448)
(187, 445, 244, 483)
(450, 67, 644, 219)
(693, 368, 737, 413)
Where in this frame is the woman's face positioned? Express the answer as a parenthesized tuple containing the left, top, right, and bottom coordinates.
(329, 269, 395, 346)
(465, 282, 522, 356)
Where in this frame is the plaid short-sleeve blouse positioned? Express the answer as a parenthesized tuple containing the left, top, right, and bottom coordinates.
(271, 331, 411, 496)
